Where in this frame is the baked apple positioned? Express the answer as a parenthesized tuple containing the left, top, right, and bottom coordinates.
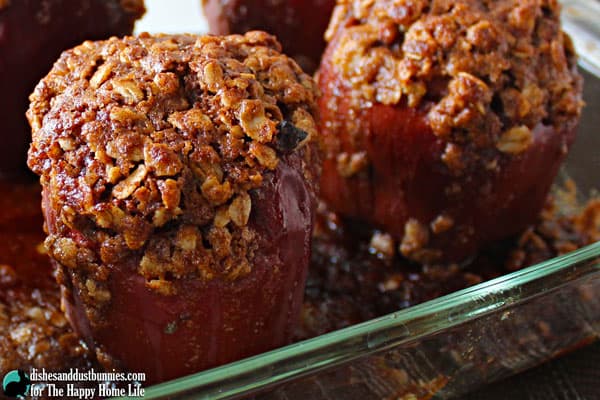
(27, 32, 320, 384)
(318, 0, 583, 262)
(0, 0, 144, 175)
(202, 0, 336, 73)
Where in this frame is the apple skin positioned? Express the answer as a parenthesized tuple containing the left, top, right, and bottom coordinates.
(202, 0, 336, 73)
(317, 41, 577, 263)
(44, 152, 315, 385)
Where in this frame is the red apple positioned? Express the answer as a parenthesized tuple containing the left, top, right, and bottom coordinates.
(0, 0, 144, 175)
(28, 33, 320, 384)
(202, 0, 336, 73)
(317, 0, 583, 262)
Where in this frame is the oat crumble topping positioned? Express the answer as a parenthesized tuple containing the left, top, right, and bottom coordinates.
(324, 0, 583, 161)
(27, 32, 319, 298)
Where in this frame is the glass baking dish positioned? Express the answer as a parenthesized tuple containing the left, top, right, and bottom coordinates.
(130, 3, 600, 399)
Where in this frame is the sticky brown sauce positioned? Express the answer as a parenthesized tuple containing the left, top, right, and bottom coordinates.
(0, 180, 95, 376)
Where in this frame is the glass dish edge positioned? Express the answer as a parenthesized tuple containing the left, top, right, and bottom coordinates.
(140, 241, 600, 400)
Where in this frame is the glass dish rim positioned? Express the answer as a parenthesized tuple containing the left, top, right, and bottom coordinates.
(141, 240, 600, 399)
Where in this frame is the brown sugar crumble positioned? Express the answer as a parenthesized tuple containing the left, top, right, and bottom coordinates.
(27, 32, 319, 299)
(325, 0, 583, 154)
